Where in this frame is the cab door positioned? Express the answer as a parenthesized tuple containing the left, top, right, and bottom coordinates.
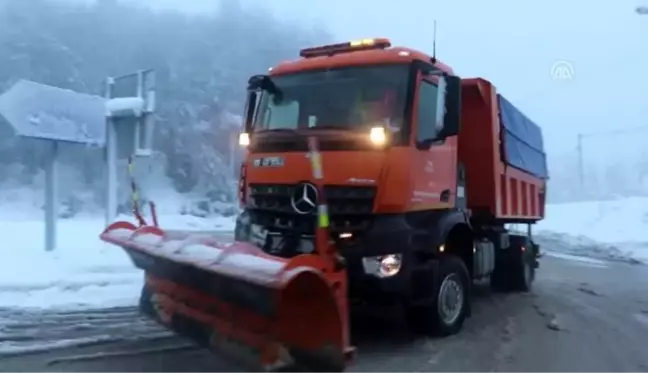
(409, 75, 458, 211)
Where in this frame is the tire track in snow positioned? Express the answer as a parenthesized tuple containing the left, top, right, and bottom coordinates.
(0, 306, 172, 356)
(0, 231, 235, 357)
(0, 230, 233, 358)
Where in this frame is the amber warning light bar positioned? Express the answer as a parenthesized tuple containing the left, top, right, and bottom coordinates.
(299, 38, 392, 58)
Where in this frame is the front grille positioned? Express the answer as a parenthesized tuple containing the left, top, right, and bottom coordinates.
(247, 183, 377, 234)
(249, 135, 376, 153)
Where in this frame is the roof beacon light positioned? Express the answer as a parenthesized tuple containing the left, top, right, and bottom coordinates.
(299, 38, 392, 58)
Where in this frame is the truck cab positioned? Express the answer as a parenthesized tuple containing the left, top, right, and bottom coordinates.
(236, 37, 462, 249)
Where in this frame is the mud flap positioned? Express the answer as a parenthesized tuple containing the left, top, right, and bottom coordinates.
(101, 221, 351, 372)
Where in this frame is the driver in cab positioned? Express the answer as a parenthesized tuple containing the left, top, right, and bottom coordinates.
(349, 87, 402, 135)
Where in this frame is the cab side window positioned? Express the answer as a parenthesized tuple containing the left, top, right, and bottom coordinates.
(416, 81, 440, 143)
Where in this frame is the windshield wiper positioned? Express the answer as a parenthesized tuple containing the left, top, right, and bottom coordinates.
(254, 125, 353, 133)
(254, 128, 298, 133)
(307, 124, 352, 131)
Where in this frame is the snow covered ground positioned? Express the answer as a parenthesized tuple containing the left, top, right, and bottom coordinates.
(2, 194, 648, 313)
(0, 213, 236, 311)
(536, 196, 648, 264)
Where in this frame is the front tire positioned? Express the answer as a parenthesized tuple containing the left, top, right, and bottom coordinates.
(234, 211, 251, 242)
(407, 256, 470, 336)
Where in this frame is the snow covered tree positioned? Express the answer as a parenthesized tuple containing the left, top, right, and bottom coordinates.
(0, 0, 330, 217)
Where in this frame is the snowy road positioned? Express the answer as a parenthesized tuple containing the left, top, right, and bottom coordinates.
(2, 255, 648, 371)
(0, 307, 172, 356)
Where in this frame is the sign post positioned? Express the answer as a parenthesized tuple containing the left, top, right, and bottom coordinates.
(44, 142, 59, 252)
(0, 73, 155, 251)
(104, 78, 118, 225)
(0, 80, 106, 251)
(104, 69, 156, 227)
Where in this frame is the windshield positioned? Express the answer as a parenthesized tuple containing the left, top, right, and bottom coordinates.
(253, 64, 409, 133)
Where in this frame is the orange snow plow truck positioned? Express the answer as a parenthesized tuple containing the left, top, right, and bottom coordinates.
(100, 38, 548, 371)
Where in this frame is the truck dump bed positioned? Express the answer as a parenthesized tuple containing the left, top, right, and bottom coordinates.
(458, 78, 548, 223)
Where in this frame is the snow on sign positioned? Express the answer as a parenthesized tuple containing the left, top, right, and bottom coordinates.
(0, 80, 105, 145)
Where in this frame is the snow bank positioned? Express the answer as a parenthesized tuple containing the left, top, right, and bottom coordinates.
(536, 196, 648, 264)
(534, 231, 644, 265)
(0, 214, 235, 310)
(543, 252, 609, 267)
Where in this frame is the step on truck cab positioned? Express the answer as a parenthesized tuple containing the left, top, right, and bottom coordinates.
(235, 38, 548, 335)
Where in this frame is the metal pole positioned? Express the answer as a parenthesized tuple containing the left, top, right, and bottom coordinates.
(143, 70, 156, 154)
(105, 77, 118, 226)
(134, 70, 144, 151)
(44, 141, 58, 252)
(230, 131, 236, 179)
(577, 133, 585, 194)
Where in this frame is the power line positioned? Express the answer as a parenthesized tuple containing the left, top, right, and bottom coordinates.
(581, 125, 648, 139)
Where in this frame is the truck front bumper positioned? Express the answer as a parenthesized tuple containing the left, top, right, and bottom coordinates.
(339, 214, 433, 305)
(235, 211, 431, 305)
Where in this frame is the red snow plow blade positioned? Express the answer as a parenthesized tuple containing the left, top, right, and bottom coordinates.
(100, 222, 353, 371)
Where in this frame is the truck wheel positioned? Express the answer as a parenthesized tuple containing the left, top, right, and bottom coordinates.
(511, 249, 534, 292)
(407, 256, 470, 336)
(234, 212, 251, 242)
(491, 239, 535, 292)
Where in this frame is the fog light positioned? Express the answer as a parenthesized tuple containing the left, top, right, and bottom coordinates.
(380, 254, 402, 277)
(362, 254, 402, 278)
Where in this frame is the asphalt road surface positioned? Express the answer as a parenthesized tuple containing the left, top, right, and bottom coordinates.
(2, 254, 648, 372)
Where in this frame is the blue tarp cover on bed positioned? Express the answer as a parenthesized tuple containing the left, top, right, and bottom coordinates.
(497, 95, 548, 179)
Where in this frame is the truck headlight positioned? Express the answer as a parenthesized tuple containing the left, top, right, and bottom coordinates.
(238, 132, 250, 147)
(362, 254, 402, 278)
(369, 126, 386, 145)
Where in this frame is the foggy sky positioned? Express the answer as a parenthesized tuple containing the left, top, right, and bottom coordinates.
(91, 0, 648, 162)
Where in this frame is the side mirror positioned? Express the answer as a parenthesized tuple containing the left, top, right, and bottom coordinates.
(438, 75, 461, 138)
(247, 74, 265, 90)
(244, 74, 280, 133)
(247, 74, 279, 95)
(243, 89, 258, 133)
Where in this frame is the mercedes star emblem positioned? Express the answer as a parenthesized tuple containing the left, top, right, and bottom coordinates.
(290, 183, 318, 214)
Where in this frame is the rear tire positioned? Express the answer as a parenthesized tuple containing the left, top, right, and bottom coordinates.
(490, 236, 535, 292)
(510, 249, 534, 292)
(407, 256, 470, 336)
